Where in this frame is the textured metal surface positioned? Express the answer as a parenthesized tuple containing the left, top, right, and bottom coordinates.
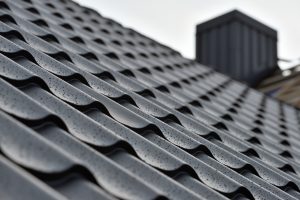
(0, 0, 300, 199)
(196, 10, 278, 85)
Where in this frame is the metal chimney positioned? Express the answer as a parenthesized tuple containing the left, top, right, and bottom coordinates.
(196, 10, 278, 86)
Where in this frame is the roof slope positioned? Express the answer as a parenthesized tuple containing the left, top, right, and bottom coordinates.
(1, 0, 300, 199)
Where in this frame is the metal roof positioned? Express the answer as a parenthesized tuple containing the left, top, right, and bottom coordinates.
(1, 0, 300, 199)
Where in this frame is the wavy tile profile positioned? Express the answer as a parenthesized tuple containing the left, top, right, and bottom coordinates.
(0, 0, 300, 199)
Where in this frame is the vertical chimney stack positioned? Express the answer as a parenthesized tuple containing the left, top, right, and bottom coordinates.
(196, 10, 278, 86)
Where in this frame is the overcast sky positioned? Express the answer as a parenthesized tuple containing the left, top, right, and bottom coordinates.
(76, 0, 300, 63)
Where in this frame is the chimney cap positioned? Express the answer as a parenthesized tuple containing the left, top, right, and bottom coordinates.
(196, 10, 277, 39)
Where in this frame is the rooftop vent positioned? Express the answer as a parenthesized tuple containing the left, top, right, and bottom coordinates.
(196, 10, 278, 86)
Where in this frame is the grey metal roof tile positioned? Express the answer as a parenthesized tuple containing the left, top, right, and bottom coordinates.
(175, 174, 229, 200)
(1, 0, 300, 199)
(145, 133, 248, 195)
(0, 154, 66, 200)
(38, 124, 166, 200)
(0, 110, 75, 174)
(0, 78, 52, 121)
(54, 176, 118, 200)
(22, 85, 123, 148)
(109, 150, 205, 200)
(85, 110, 191, 173)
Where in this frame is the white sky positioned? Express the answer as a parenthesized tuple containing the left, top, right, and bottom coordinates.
(76, 0, 300, 63)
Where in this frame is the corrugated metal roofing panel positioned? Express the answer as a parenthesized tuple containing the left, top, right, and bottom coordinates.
(0, 0, 300, 199)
